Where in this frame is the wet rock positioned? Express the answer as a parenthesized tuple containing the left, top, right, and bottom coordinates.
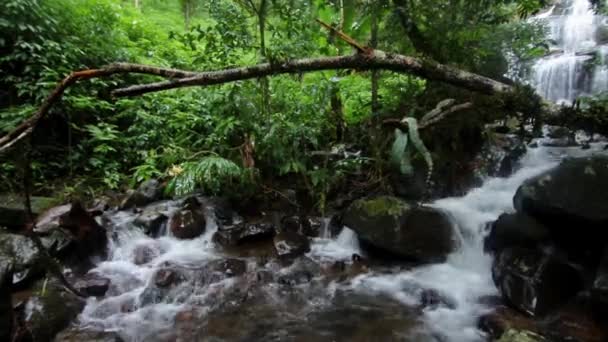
(169, 197, 206, 239)
(497, 330, 546, 342)
(474, 133, 527, 179)
(132, 243, 160, 265)
(153, 268, 181, 288)
(59, 202, 108, 259)
(419, 289, 456, 310)
(278, 258, 320, 286)
(33, 204, 71, 234)
(203, 258, 247, 281)
(513, 157, 608, 253)
(133, 202, 169, 237)
(54, 327, 123, 342)
(492, 247, 583, 316)
(485, 213, 550, 254)
(0, 195, 56, 229)
(74, 273, 110, 297)
(546, 126, 573, 140)
(281, 216, 323, 237)
(119, 179, 164, 210)
(39, 229, 74, 257)
(22, 280, 85, 342)
(478, 306, 539, 340)
(213, 221, 275, 246)
(592, 247, 608, 313)
(0, 232, 44, 287)
(0, 258, 13, 342)
(273, 231, 310, 261)
(342, 196, 454, 263)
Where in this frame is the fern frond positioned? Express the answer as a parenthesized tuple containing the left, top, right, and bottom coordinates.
(167, 156, 243, 196)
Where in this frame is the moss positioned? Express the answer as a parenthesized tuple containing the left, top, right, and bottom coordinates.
(354, 196, 409, 217)
(498, 329, 545, 342)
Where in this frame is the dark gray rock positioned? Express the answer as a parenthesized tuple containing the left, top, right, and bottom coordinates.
(485, 213, 550, 254)
(492, 247, 583, 316)
(419, 289, 456, 310)
(213, 222, 275, 246)
(132, 243, 160, 265)
(513, 157, 608, 252)
(169, 197, 206, 239)
(0, 257, 13, 342)
(74, 273, 110, 297)
(134, 202, 170, 237)
(0, 232, 44, 287)
(0, 195, 57, 229)
(23, 281, 85, 342)
(273, 231, 310, 261)
(120, 179, 164, 209)
(342, 196, 454, 263)
(54, 327, 123, 342)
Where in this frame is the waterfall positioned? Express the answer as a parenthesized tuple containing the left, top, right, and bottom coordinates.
(531, 0, 608, 103)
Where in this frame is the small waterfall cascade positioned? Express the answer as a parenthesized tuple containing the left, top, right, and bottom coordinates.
(531, 0, 608, 103)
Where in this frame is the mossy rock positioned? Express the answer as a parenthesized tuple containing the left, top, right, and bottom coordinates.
(343, 196, 455, 263)
(0, 194, 59, 228)
(24, 280, 84, 342)
(497, 329, 545, 342)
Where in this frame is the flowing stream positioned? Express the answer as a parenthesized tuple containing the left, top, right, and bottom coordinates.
(72, 1, 608, 341)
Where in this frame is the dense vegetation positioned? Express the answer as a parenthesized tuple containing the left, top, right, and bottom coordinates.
(0, 0, 583, 212)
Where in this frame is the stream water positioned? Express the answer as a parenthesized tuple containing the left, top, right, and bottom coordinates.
(70, 1, 608, 341)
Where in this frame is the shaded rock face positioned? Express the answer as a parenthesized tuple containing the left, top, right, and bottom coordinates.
(133, 202, 169, 237)
(342, 196, 454, 263)
(0, 195, 56, 230)
(0, 232, 43, 287)
(281, 216, 323, 237)
(168, 198, 206, 239)
(54, 327, 123, 342)
(475, 133, 527, 178)
(513, 157, 608, 247)
(19, 281, 84, 342)
(74, 273, 110, 297)
(213, 221, 275, 246)
(492, 247, 583, 317)
(485, 213, 550, 254)
(58, 202, 108, 259)
(0, 258, 13, 342)
(273, 231, 310, 261)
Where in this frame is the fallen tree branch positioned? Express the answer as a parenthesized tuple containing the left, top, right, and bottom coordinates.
(0, 63, 198, 153)
(0, 53, 511, 153)
(112, 51, 511, 98)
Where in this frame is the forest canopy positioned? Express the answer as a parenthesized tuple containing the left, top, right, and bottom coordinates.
(0, 0, 551, 211)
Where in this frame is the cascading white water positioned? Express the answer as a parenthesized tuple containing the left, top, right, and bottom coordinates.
(531, 0, 608, 103)
(338, 136, 607, 341)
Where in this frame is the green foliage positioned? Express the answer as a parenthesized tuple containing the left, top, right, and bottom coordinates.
(166, 156, 244, 196)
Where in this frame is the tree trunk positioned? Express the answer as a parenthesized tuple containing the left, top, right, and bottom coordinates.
(112, 51, 512, 98)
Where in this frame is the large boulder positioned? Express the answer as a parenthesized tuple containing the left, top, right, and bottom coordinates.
(119, 179, 164, 210)
(485, 213, 550, 254)
(20, 280, 84, 342)
(342, 196, 455, 263)
(273, 231, 310, 262)
(0, 232, 44, 287)
(513, 156, 608, 252)
(213, 221, 275, 246)
(0, 195, 57, 229)
(0, 257, 13, 342)
(492, 247, 583, 316)
(169, 197, 206, 239)
(58, 202, 108, 260)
